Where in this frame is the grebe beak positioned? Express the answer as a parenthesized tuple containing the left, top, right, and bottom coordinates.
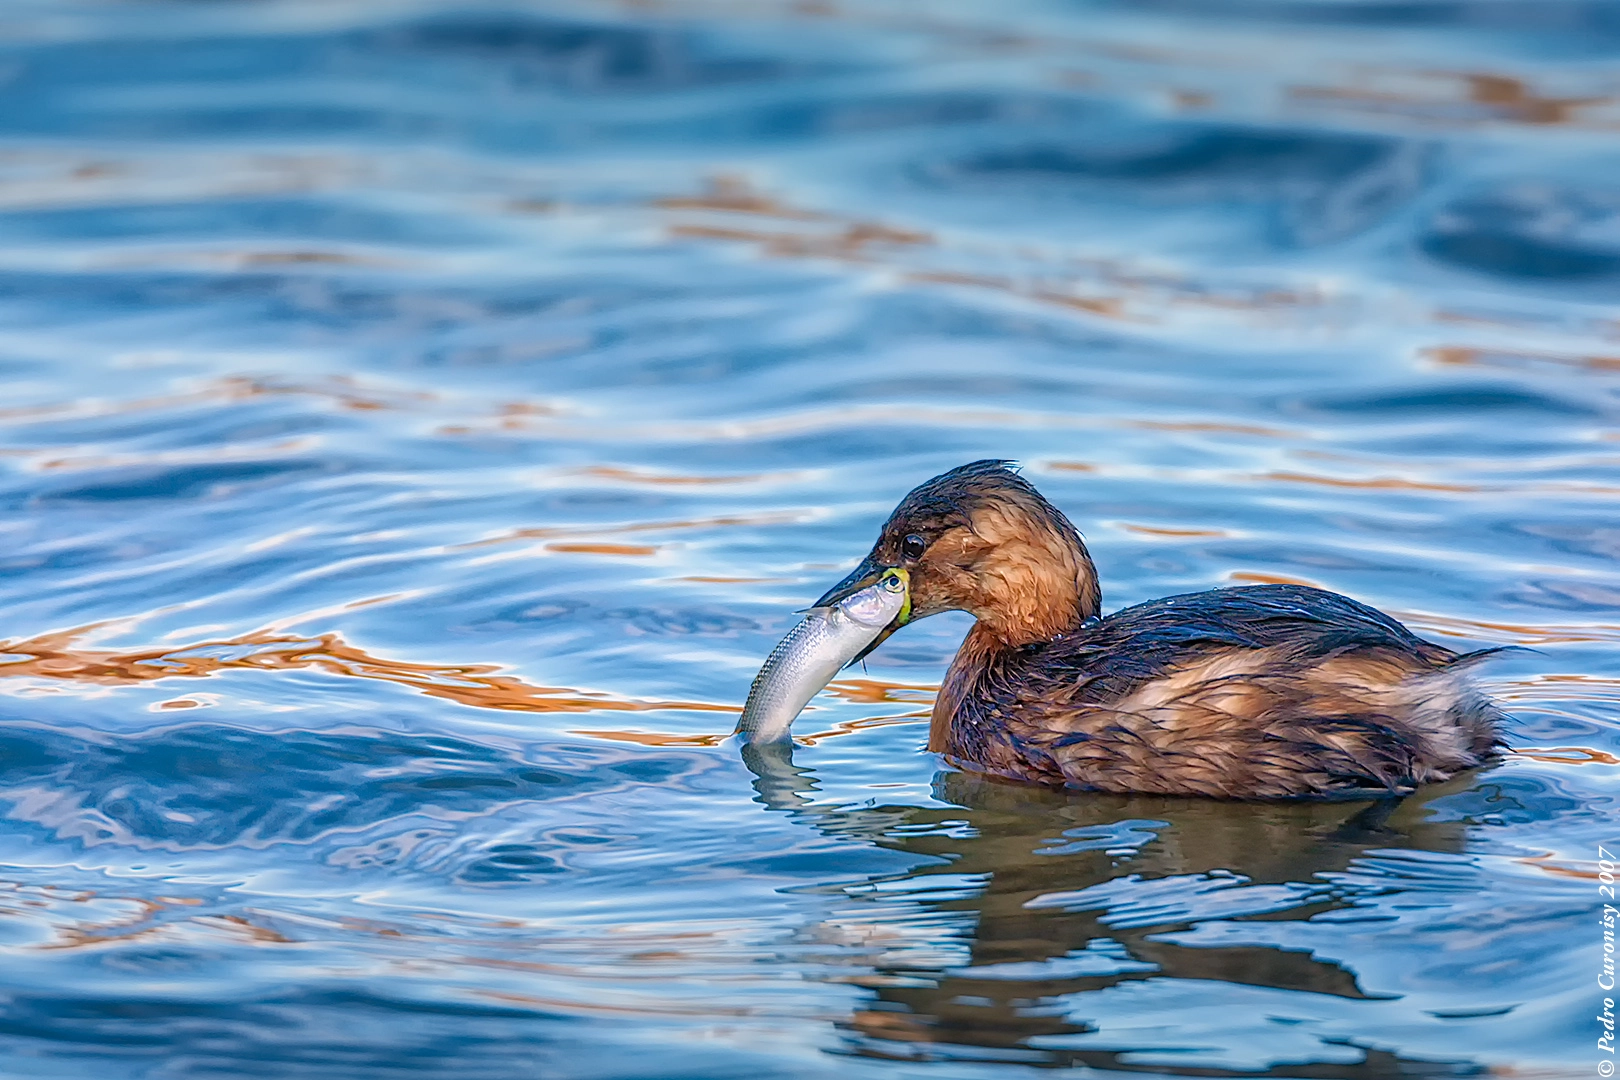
(812, 554, 912, 664)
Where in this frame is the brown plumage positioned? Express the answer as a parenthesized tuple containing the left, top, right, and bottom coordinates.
(815, 460, 1503, 799)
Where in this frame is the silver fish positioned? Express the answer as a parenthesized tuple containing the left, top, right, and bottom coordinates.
(736, 569, 908, 743)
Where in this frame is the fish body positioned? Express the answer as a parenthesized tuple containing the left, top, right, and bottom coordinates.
(737, 570, 908, 742)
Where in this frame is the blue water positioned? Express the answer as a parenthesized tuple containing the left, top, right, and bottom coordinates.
(1, 1, 1618, 1077)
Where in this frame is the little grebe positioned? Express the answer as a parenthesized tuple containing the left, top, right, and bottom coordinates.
(801, 460, 1502, 799)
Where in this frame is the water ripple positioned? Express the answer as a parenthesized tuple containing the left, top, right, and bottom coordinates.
(0, 1, 1614, 1077)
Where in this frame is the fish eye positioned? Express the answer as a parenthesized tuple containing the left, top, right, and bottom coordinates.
(901, 534, 926, 560)
(880, 571, 904, 592)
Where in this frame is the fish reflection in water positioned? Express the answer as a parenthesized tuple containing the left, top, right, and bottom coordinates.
(740, 742, 1483, 1074)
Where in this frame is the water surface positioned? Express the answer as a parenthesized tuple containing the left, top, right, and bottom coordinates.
(1, 1, 1617, 1077)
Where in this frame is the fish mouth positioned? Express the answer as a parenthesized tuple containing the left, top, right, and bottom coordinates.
(812, 555, 911, 665)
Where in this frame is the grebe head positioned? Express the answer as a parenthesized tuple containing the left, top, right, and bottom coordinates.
(814, 460, 1100, 651)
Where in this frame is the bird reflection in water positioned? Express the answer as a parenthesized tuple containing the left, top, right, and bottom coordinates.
(740, 742, 1484, 1076)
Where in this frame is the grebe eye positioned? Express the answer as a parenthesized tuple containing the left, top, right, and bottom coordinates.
(901, 534, 926, 561)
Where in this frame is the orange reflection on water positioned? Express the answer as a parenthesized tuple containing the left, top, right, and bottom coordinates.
(190, 913, 296, 946)
(655, 175, 828, 220)
(655, 176, 1351, 328)
(573, 681, 936, 747)
(1460, 73, 1610, 124)
(1129, 419, 1298, 438)
(30, 899, 296, 953)
(1259, 470, 1479, 493)
(901, 270, 1127, 319)
(15, 890, 293, 953)
(455, 510, 809, 551)
(32, 437, 318, 474)
(543, 542, 660, 557)
(1512, 746, 1620, 766)
(797, 712, 930, 746)
(1495, 674, 1620, 708)
(577, 465, 786, 486)
(1117, 523, 1227, 538)
(1227, 571, 1325, 588)
(0, 374, 423, 428)
(791, 679, 936, 744)
(821, 678, 937, 706)
(1425, 344, 1620, 375)
(570, 730, 726, 747)
(0, 625, 736, 717)
(1392, 613, 1620, 646)
(670, 221, 930, 261)
(1516, 855, 1608, 882)
(661, 174, 931, 262)
(14, 894, 163, 953)
(1291, 69, 1613, 128)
